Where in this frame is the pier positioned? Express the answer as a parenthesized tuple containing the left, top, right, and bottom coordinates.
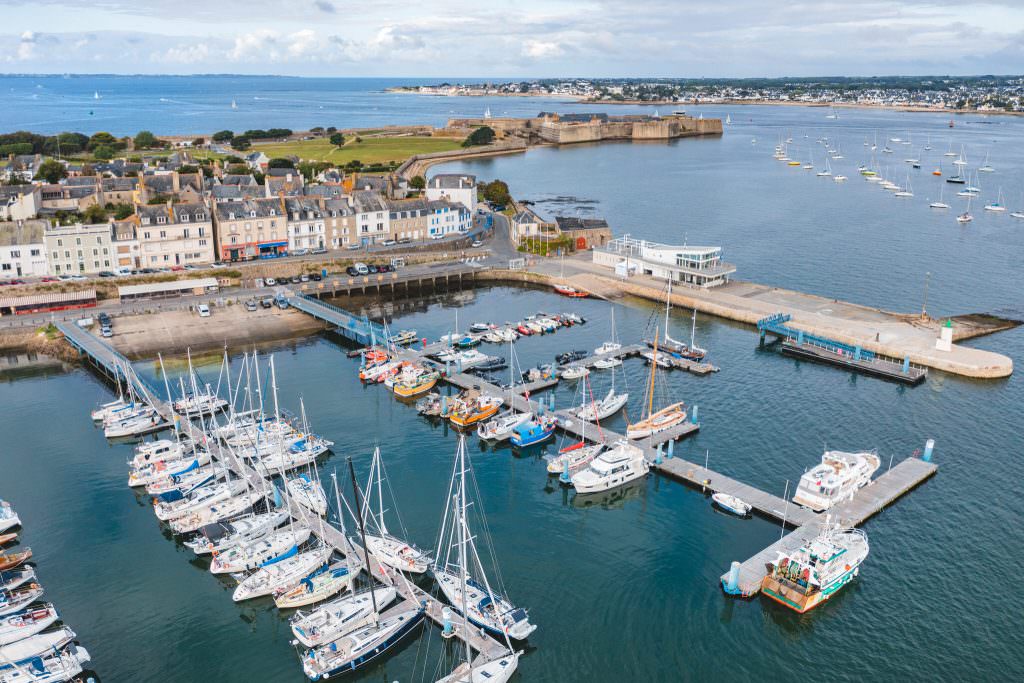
(56, 321, 510, 666)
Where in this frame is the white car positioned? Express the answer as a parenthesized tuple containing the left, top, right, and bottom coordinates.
(471, 240, 483, 248)
(197, 304, 211, 317)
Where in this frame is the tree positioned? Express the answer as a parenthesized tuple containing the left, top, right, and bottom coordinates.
(92, 144, 116, 160)
(298, 161, 331, 182)
(34, 159, 68, 184)
(133, 130, 159, 149)
(482, 179, 511, 205)
(82, 204, 108, 224)
(231, 136, 251, 151)
(310, 126, 325, 134)
(112, 203, 134, 220)
(191, 137, 206, 147)
(178, 164, 200, 174)
(344, 160, 363, 171)
(212, 130, 234, 142)
(224, 155, 244, 165)
(268, 158, 295, 169)
(326, 126, 337, 133)
(80, 163, 95, 176)
(329, 132, 345, 147)
(87, 132, 118, 151)
(463, 126, 496, 147)
(409, 175, 426, 190)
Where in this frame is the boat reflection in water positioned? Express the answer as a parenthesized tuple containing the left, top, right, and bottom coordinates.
(569, 478, 646, 509)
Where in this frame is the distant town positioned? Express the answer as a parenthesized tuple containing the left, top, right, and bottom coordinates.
(393, 76, 1024, 112)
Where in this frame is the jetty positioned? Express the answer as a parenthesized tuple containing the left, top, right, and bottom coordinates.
(56, 320, 510, 666)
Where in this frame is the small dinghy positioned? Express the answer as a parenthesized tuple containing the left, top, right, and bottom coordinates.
(0, 604, 58, 646)
(592, 356, 622, 369)
(711, 493, 752, 516)
(555, 350, 588, 365)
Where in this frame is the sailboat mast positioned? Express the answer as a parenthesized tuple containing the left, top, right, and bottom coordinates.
(375, 448, 386, 534)
(647, 329, 659, 420)
(456, 470, 472, 671)
(664, 280, 672, 338)
(348, 457, 378, 614)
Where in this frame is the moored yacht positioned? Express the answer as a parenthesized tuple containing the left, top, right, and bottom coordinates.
(792, 449, 881, 511)
(570, 440, 648, 494)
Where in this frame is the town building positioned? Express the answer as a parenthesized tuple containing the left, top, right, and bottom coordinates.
(111, 220, 140, 270)
(213, 197, 288, 261)
(0, 219, 48, 277)
(138, 171, 204, 204)
(135, 202, 215, 268)
(387, 198, 431, 242)
(285, 197, 326, 252)
(593, 234, 736, 288)
(425, 200, 471, 239)
(350, 190, 391, 246)
(0, 185, 41, 221)
(510, 206, 556, 245)
(44, 222, 114, 275)
(266, 170, 304, 197)
(425, 174, 477, 213)
(323, 199, 356, 249)
(553, 216, 613, 250)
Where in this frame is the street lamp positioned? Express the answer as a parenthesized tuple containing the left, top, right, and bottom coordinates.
(921, 271, 931, 319)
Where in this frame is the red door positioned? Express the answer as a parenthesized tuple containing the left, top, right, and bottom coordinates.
(576, 237, 587, 250)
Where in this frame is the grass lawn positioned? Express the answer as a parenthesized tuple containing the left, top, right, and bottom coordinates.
(251, 136, 463, 164)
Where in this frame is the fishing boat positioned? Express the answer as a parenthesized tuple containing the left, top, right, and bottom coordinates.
(232, 545, 333, 602)
(0, 584, 42, 617)
(553, 284, 588, 298)
(433, 437, 536, 641)
(274, 561, 355, 609)
(469, 322, 492, 333)
(0, 627, 75, 666)
(289, 586, 398, 648)
(387, 329, 418, 346)
(357, 452, 433, 575)
(0, 503, 19, 535)
(288, 474, 328, 516)
(392, 369, 439, 399)
(0, 604, 58, 646)
(0, 550, 30, 573)
(570, 440, 648, 494)
(792, 449, 881, 511)
(509, 416, 557, 448)
(449, 395, 503, 428)
(761, 522, 869, 613)
(477, 410, 532, 441)
(711, 493, 751, 516)
(0, 643, 91, 683)
(560, 365, 589, 380)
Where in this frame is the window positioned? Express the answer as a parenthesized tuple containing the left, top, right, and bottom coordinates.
(183, 229, 190, 239)
(75, 238, 81, 246)
(102, 248, 108, 255)
(159, 231, 167, 238)
(250, 211, 257, 218)
(9, 250, 19, 258)
(97, 236, 103, 245)
(104, 260, 109, 267)
(180, 214, 189, 223)
(230, 236, 237, 244)
(92, 248, 98, 256)
(196, 213, 205, 221)
(57, 239, 63, 247)
(93, 260, 99, 268)
(157, 216, 166, 224)
(52, 251, 58, 259)
(142, 217, 151, 225)
(198, 239, 207, 246)
(198, 227, 206, 237)
(64, 250, 70, 258)
(1, 264, 9, 271)
(30, 249, 39, 257)
(143, 232, 150, 240)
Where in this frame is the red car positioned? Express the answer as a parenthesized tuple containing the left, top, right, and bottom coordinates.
(41, 277, 59, 282)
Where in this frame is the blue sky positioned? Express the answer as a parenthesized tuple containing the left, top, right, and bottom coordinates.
(1, 0, 1023, 76)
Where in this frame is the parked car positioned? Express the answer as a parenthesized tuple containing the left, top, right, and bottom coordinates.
(70, 274, 88, 281)
(100, 326, 113, 338)
(310, 273, 323, 281)
(353, 263, 369, 275)
(380, 240, 396, 247)
(367, 265, 378, 274)
(41, 276, 59, 282)
(299, 274, 310, 282)
(292, 248, 309, 256)
(245, 299, 258, 312)
(345, 244, 361, 251)
(97, 313, 111, 326)
(197, 304, 211, 317)
(377, 264, 392, 273)
(289, 275, 301, 284)
(260, 297, 274, 309)
(98, 270, 116, 277)
(346, 266, 359, 276)
(275, 296, 289, 310)
(265, 277, 277, 286)
(471, 241, 484, 248)
(311, 247, 328, 255)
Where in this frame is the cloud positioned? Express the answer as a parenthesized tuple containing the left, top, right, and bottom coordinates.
(314, 0, 335, 12)
(16, 30, 35, 60)
(522, 39, 564, 59)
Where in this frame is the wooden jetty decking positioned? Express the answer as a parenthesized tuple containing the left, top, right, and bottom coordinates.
(720, 456, 937, 597)
(57, 321, 509, 664)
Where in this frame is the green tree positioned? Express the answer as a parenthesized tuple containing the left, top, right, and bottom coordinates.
(191, 137, 206, 147)
(267, 158, 295, 169)
(212, 130, 234, 142)
(226, 164, 250, 175)
(92, 144, 116, 160)
(329, 132, 345, 147)
(34, 158, 68, 184)
(232, 136, 251, 151)
(87, 131, 118, 151)
(297, 161, 331, 181)
(178, 164, 200, 174)
(133, 130, 159, 149)
(462, 126, 496, 147)
(344, 160, 363, 172)
(112, 203, 134, 220)
(82, 204, 108, 224)
(482, 179, 511, 205)
(409, 175, 426, 190)
(326, 126, 337, 133)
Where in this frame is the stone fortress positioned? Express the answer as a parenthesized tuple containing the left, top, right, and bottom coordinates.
(445, 111, 723, 145)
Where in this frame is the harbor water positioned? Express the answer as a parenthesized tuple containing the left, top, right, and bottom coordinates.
(1, 80, 1022, 680)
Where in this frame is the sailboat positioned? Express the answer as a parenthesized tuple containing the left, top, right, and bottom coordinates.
(433, 436, 536, 641)
(627, 330, 688, 440)
(825, 106, 838, 120)
(93, 91, 100, 100)
(358, 449, 432, 574)
(593, 307, 622, 356)
(231, 99, 238, 110)
(957, 195, 974, 224)
(978, 151, 994, 173)
(929, 184, 950, 209)
(725, 114, 731, 125)
(894, 174, 914, 198)
(984, 187, 1006, 212)
(816, 156, 832, 177)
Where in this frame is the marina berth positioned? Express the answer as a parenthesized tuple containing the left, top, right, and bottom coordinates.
(0, 627, 75, 667)
(289, 586, 399, 648)
(792, 450, 881, 511)
(0, 584, 43, 617)
(184, 509, 290, 555)
(0, 569, 34, 593)
(0, 643, 91, 683)
(301, 605, 426, 680)
(570, 441, 649, 494)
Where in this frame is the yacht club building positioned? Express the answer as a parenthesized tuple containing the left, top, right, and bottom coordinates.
(593, 235, 736, 288)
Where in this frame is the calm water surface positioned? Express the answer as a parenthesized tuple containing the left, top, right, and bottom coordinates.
(2, 84, 1022, 681)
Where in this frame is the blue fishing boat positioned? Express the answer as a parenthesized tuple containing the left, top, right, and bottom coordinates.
(510, 417, 557, 447)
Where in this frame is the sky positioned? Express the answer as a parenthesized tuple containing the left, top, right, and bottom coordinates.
(1, 0, 1023, 77)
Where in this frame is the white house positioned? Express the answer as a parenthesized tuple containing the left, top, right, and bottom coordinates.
(593, 234, 736, 288)
(426, 200, 471, 238)
(425, 174, 477, 214)
(0, 219, 49, 277)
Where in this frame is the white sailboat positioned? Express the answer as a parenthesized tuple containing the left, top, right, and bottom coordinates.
(359, 449, 432, 574)
(978, 150, 994, 173)
(433, 436, 536, 641)
(593, 306, 622, 356)
(984, 187, 1006, 212)
(929, 184, 950, 209)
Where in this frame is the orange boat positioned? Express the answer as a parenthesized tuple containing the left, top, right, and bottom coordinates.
(0, 532, 16, 545)
(553, 284, 589, 298)
(932, 169, 942, 176)
(0, 547, 32, 571)
(449, 395, 504, 428)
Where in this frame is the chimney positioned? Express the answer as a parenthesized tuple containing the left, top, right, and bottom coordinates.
(172, 172, 180, 193)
